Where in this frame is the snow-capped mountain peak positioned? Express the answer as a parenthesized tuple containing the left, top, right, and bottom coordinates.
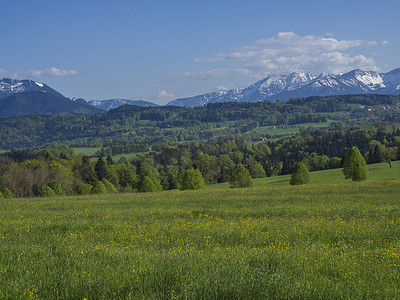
(167, 68, 400, 107)
(0, 78, 65, 99)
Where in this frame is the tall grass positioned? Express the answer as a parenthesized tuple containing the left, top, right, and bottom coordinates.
(1, 180, 400, 298)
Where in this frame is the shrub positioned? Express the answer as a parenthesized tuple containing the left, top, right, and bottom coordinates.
(102, 178, 117, 193)
(229, 166, 253, 188)
(41, 186, 56, 197)
(90, 181, 107, 194)
(81, 184, 93, 195)
(179, 168, 205, 190)
(0, 187, 13, 198)
(290, 162, 310, 185)
(343, 146, 368, 181)
(48, 180, 65, 196)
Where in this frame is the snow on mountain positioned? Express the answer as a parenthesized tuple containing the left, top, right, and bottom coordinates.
(88, 99, 159, 111)
(0, 78, 65, 99)
(167, 68, 400, 107)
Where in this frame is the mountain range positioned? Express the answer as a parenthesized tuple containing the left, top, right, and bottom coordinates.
(1, 67, 400, 116)
(167, 68, 400, 107)
(0, 92, 101, 118)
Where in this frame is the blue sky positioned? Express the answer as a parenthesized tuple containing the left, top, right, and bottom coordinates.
(1, 0, 399, 104)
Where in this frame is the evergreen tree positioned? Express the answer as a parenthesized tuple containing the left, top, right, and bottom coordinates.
(79, 156, 98, 185)
(106, 155, 115, 165)
(290, 162, 310, 185)
(229, 166, 253, 188)
(179, 168, 205, 190)
(343, 146, 368, 181)
(94, 157, 110, 181)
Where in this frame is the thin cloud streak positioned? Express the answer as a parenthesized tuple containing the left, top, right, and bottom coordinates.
(0, 67, 77, 79)
(172, 32, 387, 81)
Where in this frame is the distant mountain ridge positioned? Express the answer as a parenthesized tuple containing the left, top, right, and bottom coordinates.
(88, 99, 159, 111)
(167, 68, 400, 107)
(2, 68, 400, 112)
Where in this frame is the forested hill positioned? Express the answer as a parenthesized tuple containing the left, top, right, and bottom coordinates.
(0, 94, 399, 149)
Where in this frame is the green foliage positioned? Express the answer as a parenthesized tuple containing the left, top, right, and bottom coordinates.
(290, 162, 310, 185)
(116, 163, 138, 188)
(194, 152, 218, 183)
(101, 178, 117, 193)
(81, 184, 93, 195)
(137, 176, 159, 193)
(0, 94, 399, 149)
(229, 166, 253, 188)
(252, 163, 266, 178)
(0, 191, 3, 199)
(47, 180, 65, 196)
(90, 181, 107, 194)
(94, 157, 110, 181)
(179, 168, 205, 190)
(40, 186, 56, 197)
(136, 161, 162, 192)
(0, 187, 13, 198)
(343, 146, 368, 181)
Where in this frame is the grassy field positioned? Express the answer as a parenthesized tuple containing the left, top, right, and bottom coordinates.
(208, 160, 400, 189)
(254, 121, 333, 137)
(1, 171, 400, 298)
(72, 147, 101, 156)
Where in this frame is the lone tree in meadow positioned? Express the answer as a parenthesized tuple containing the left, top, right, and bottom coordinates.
(179, 168, 205, 190)
(229, 166, 253, 188)
(290, 162, 310, 185)
(343, 146, 368, 181)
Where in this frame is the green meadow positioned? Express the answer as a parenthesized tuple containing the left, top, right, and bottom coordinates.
(208, 160, 400, 188)
(1, 164, 400, 299)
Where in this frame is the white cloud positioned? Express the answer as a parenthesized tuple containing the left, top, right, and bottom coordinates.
(30, 67, 77, 78)
(0, 67, 77, 79)
(179, 32, 385, 81)
(156, 89, 174, 99)
(169, 68, 233, 80)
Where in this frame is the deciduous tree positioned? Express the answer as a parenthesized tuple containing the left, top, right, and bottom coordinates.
(229, 166, 253, 188)
(179, 168, 205, 190)
(343, 146, 367, 181)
